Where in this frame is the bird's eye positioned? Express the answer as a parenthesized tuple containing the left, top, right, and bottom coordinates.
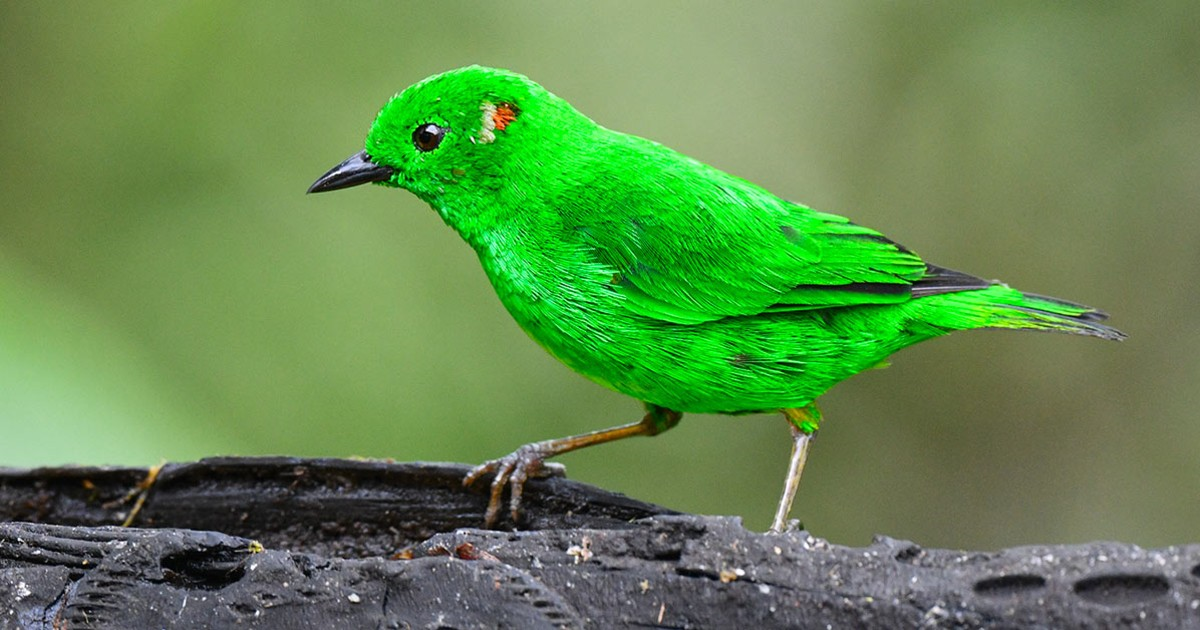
(412, 123, 447, 152)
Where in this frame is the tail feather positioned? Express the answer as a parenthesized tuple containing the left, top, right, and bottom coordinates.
(912, 267, 1125, 342)
(994, 291, 1125, 340)
(1016, 291, 1113, 323)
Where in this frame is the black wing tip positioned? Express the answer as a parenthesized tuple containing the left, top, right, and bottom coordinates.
(911, 264, 993, 297)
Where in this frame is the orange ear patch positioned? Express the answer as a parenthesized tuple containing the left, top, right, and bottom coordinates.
(479, 101, 519, 144)
(492, 103, 518, 131)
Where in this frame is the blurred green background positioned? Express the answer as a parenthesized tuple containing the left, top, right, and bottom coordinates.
(1, 2, 1197, 550)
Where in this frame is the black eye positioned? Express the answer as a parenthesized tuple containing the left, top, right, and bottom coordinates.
(412, 123, 446, 152)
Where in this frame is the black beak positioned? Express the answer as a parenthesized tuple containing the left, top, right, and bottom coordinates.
(307, 151, 396, 193)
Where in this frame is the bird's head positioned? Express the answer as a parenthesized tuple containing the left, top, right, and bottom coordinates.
(309, 66, 572, 223)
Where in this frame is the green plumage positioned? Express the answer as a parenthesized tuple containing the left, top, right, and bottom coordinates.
(310, 65, 1123, 529)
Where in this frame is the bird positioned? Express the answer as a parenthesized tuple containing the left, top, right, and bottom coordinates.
(308, 65, 1124, 532)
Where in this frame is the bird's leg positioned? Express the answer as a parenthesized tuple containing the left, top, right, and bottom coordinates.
(464, 404, 683, 528)
(770, 404, 821, 533)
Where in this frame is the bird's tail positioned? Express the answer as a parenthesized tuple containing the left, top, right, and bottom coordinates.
(913, 282, 1126, 341)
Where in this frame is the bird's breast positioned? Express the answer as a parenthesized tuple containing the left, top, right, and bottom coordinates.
(473, 233, 635, 375)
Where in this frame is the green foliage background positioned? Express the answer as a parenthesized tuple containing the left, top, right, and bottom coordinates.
(2, 2, 1196, 549)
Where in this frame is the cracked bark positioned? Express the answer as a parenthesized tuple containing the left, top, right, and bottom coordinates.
(0, 458, 1196, 628)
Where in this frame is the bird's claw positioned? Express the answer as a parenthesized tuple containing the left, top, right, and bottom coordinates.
(463, 444, 566, 528)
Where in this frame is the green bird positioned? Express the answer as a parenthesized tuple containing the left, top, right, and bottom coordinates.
(309, 66, 1124, 532)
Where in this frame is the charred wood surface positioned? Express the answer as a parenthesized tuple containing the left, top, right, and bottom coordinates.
(0, 458, 1195, 628)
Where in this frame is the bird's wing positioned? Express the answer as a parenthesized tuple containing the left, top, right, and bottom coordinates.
(570, 153, 932, 324)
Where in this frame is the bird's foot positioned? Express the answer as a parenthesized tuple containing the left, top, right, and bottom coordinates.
(463, 443, 567, 528)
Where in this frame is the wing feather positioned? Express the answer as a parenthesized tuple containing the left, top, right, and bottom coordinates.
(568, 137, 931, 324)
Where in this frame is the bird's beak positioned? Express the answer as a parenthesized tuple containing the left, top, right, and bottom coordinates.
(307, 150, 396, 193)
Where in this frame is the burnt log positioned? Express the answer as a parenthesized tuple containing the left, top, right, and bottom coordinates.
(0, 458, 1195, 628)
